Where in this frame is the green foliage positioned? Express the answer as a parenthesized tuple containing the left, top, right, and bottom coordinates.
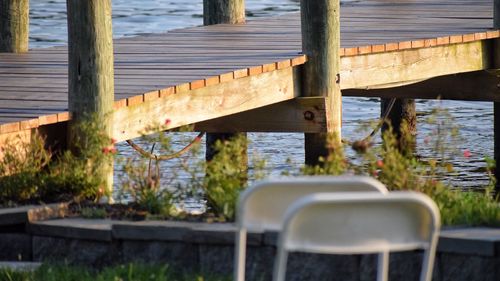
(0, 263, 230, 281)
(301, 134, 347, 176)
(121, 158, 175, 216)
(0, 116, 115, 204)
(0, 134, 51, 203)
(302, 108, 500, 226)
(121, 128, 267, 221)
(203, 134, 250, 221)
(80, 207, 107, 219)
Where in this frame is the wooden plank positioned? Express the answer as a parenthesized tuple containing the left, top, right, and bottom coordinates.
(340, 40, 491, 90)
(343, 70, 500, 101)
(112, 66, 300, 142)
(194, 97, 327, 133)
(1, 0, 500, 135)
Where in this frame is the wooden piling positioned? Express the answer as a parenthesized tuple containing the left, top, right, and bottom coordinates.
(203, 0, 247, 162)
(301, 0, 341, 165)
(494, 0, 500, 193)
(203, 0, 245, 25)
(67, 0, 115, 197)
(381, 98, 417, 155)
(0, 0, 29, 53)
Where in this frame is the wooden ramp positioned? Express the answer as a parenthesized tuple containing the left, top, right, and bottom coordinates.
(0, 0, 498, 142)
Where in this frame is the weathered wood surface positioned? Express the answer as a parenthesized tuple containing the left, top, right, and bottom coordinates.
(301, 0, 341, 165)
(203, 0, 245, 25)
(0, 0, 29, 53)
(0, 0, 499, 137)
(67, 0, 115, 194)
(113, 67, 300, 142)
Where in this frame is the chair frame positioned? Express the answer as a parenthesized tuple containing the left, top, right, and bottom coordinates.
(234, 176, 388, 281)
(273, 192, 441, 281)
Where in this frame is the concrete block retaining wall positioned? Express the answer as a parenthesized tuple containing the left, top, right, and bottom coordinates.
(1, 205, 500, 280)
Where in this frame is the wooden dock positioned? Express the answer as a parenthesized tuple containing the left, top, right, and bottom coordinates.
(1, 0, 499, 172)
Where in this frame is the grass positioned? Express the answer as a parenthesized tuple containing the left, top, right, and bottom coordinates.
(0, 263, 230, 281)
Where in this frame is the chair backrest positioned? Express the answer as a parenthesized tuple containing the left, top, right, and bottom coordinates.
(273, 192, 441, 281)
(234, 176, 388, 281)
(236, 176, 388, 231)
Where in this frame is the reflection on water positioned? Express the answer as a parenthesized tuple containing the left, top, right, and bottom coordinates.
(29, 0, 493, 191)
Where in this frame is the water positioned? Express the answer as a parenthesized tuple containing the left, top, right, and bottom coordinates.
(28, 0, 494, 191)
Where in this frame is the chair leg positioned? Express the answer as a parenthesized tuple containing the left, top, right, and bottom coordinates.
(377, 251, 389, 281)
(272, 248, 289, 281)
(234, 229, 247, 281)
(420, 233, 439, 281)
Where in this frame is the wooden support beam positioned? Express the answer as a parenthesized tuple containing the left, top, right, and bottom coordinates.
(301, 0, 341, 165)
(343, 71, 500, 101)
(194, 97, 327, 133)
(67, 0, 115, 196)
(340, 40, 492, 90)
(0, 0, 29, 53)
(113, 66, 300, 142)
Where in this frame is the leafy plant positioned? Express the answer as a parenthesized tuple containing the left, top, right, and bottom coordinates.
(0, 133, 51, 203)
(121, 157, 176, 217)
(80, 207, 107, 219)
(0, 115, 115, 204)
(201, 134, 268, 221)
(301, 134, 347, 176)
(301, 108, 500, 227)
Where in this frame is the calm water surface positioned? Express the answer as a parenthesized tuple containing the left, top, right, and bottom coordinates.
(29, 0, 493, 192)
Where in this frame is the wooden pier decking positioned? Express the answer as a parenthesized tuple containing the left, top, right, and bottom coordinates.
(0, 0, 499, 143)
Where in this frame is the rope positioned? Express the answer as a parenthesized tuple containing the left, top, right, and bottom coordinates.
(347, 98, 397, 152)
(126, 132, 205, 161)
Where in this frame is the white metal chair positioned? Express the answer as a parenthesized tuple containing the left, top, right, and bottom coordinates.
(234, 176, 388, 281)
(273, 192, 441, 281)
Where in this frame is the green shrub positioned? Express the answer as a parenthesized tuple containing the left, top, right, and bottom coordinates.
(121, 158, 176, 217)
(0, 133, 51, 203)
(302, 110, 500, 226)
(203, 134, 250, 220)
(0, 116, 115, 204)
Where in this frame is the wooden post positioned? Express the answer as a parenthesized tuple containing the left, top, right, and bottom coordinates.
(67, 0, 115, 197)
(203, 0, 245, 25)
(203, 0, 247, 162)
(494, 0, 500, 193)
(381, 98, 416, 155)
(301, 0, 342, 165)
(0, 0, 29, 53)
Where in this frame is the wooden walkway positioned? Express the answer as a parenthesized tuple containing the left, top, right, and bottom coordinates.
(0, 0, 498, 141)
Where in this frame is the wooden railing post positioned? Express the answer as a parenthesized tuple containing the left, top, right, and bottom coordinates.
(0, 0, 29, 53)
(494, 0, 500, 193)
(67, 0, 115, 198)
(203, 0, 247, 162)
(301, 0, 342, 165)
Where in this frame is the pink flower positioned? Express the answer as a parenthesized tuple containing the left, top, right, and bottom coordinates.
(165, 119, 171, 125)
(102, 147, 110, 154)
(372, 170, 379, 177)
(110, 138, 117, 144)
(463, 149, 471, 158)
(376, 160, 384, 168)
